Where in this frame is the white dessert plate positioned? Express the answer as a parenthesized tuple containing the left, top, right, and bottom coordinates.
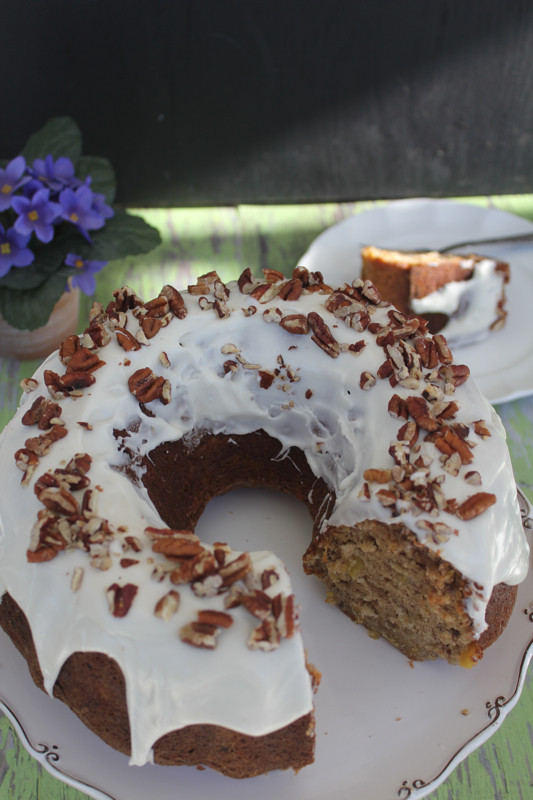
(299, 198, 533, 405)
(0, 486, 532, 800)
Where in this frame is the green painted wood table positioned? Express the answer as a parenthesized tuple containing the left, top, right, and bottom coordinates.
(1, 197, 532, 800)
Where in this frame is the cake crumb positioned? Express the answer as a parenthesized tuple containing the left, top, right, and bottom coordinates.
(461, 708, 471, 716)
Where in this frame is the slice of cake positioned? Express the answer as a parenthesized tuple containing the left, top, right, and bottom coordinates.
(360, 245, 510, 344)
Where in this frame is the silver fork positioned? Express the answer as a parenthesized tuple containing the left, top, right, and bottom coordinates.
(424, 231, 533, 253)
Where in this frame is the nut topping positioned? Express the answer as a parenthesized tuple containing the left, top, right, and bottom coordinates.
(107, 583, 138, 617)
(128, 367, 171, 405)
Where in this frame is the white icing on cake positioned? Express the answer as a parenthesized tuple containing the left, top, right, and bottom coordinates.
(0, 271, 528, 767)
(410, 257, 506, 345)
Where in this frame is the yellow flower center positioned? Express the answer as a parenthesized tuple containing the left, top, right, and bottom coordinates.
(1, 242, 11, 255)
(74, 259, 84, 269)
(1, 183, 12, 195)
(70, 212, 79, 223)
(28, 210, 39, 222)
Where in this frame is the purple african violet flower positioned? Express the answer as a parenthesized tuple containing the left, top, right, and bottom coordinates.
(91, 191, 114, 221)
(31, 154, 77, 192)
(0, 223, 34, 278)
(0, 156, 28, 212)
(59, 185, 106, 241)
(65, 253, 107, 295)
(12, 188, 62, 243)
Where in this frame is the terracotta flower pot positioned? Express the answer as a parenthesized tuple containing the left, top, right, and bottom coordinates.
(0, 289, 80, 360)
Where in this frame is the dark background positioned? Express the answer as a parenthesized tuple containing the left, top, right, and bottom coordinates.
(3, 0, 533, 206)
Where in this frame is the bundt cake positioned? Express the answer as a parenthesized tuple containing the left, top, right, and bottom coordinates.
(0, 265, 528, 777)
(360, 245, 510, 342)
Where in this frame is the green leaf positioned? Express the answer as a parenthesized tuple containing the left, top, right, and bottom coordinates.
(76, 156, 116, 203)
(21, 117, 82, 164)
(87, 209, 162, 261)
(0, 270, 69, 329)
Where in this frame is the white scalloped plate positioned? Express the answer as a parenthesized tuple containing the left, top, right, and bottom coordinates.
(0, 487, 532, 800)
(299, 199, 533, 404)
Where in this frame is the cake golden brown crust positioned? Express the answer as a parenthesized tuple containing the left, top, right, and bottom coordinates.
(0, 591, 315, 777)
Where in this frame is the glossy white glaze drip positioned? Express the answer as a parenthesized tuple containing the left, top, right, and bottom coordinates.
(411, 258, 505, 345)
(0, 275, 528, 766)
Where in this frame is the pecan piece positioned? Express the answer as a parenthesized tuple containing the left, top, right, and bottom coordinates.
(128, 367, 171, 405)
(406, 396, 439, 432)
(14, 448, 39, 486)
(115, 327, 141, 352)
(146, 527, 202, 558)
(21, 396, 62, 429)
(456, 492, 496, 520)
(154, 589, 181, 620)
(278, 277, 303, 301)
(179, 621, 218, 649)
(241, 590, 273, 620)
(197, 609, 234, 628)
(59, 335, 81, 365)
(219, 552, 252, 585)
(280, 314, 309, 335)
(65, 347, 106, 373)
(107, 583, 138, 617)
(248, 617, 281, 651)
(161, 284, 187, 319)
(307, 312, 340, 358)
(140, 316, 163, 339)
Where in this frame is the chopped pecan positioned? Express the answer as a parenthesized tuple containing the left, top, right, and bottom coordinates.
(14, 448, 39, 486)
(115, 327, 141, 352)
(406, 396, 439, 432)
(439, 364, 470, 389)
(107, 583, 138, 617)
(179, 621, 218, 649)
(112, 286, 144, 312)
(307, 312, 340, 358)
(237, 267, 257, 294)
(65, 347, 106, 373)
(262, 307, 282, 324)
(280, 314, 309, 335)
(59, 335, 81, 365)
(278, 277, 303, 301)
(128, 367, 171, 405)
(140, 316, 163, 339)
(146, 527, 202, 558)
(83, 320, 111, 349)
(161, 284, 187, 318)
(251, 282, 282, 303)
(248, 617, 281, 651)
(433, 334, 453, 365)
(241, 590, 273, 619)
(71, 566, 84, 592)
(273, 593, 298, 638)
(456, 492, 496, 520)
(473, 419, 491, 438)
(258, 369, 276, 389)
(360, 371, 376, 390)
(434, 429, 474, 464)
(387, 394, 408, 420)
(197, 609, 234, 628)
(21, 396, 62, 429)
(154, 589, 181, 620)
(44, 369, 95, 398)
(20, 377, 39, 393)
(145, 295, 170, 318)
(363, 468, 393, 483)
(219, 552, 252, 585)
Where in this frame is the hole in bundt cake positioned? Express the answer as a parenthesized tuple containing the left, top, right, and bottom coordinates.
(129, 427, 514, 667)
